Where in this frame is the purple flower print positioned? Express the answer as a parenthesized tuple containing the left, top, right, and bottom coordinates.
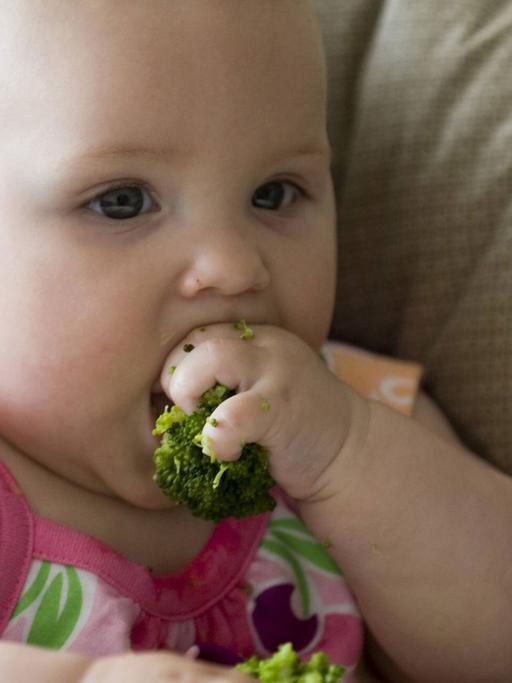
(252, 583, 318, 653)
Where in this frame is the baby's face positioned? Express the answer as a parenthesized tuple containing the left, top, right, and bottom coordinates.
(0, 0, 336, 508)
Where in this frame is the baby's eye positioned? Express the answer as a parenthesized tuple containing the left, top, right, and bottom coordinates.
(252, 180, 303, 211)
(87, 184, 158, 220)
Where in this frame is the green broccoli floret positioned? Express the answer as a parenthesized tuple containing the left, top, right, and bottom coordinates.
(153, 384, 276, 521)
(236, 643, 345, 682)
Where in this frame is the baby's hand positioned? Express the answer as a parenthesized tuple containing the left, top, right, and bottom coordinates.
(160, 323, 354, 502)
(83, 650, 252, 683)
(0, 642, 252, 683)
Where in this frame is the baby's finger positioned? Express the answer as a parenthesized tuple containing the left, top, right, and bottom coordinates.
(83, 650, 252, 682)
(201, 390, 275, 461)
(166, 338, 263, 414)
(159, 322, 258, 393)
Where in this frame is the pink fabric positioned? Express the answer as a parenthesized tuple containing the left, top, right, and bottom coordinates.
(0, 460, 364, 677)
(0, 464, 33, 635)
(0, 460, 269, 624)
(67, 580, 137, 655)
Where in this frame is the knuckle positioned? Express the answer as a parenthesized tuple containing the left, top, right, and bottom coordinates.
(185, 325, 210, 346)
(259, 392, 286, 441)
(219, 397, 248, 433)
(204, 337, 225, 359)
(204, 337, 233, 363)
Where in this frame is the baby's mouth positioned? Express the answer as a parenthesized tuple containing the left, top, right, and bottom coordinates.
(150, 391, 171, 423)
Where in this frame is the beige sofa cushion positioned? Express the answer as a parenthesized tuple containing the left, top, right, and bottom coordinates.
(316, 0, 512, 473)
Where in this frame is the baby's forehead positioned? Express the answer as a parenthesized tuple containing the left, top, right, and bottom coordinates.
(0, 1, 327, 170)
(0, 1, 325, 100)
(0, 0, 320, 51)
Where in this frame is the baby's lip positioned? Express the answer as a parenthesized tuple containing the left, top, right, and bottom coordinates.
(151, 380, 165, 394)
(150, 390, 171, 421)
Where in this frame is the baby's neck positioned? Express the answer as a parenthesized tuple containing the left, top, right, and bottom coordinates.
(0, 442, 215, 575)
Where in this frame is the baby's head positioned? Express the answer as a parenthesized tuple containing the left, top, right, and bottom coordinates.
(0, 1, 336, 508)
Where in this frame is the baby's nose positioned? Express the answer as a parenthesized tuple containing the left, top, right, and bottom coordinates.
(179, 225, 270, 298)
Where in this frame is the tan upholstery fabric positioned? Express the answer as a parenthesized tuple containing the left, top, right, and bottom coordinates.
(316, 0, 512, 473)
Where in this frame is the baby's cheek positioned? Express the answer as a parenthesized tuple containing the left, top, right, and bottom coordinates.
(0, 354, 100, 462)
(0, 345, 51, 447)
(0, 383, 61, 468)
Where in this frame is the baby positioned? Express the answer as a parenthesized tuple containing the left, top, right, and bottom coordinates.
(0, 1, 510, 682)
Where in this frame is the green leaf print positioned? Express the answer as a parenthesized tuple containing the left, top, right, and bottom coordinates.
(268, 517, 307, 533)
(268, 517, 343, 575)
(270, 530, 342, 576)
(261, 517, 344, 620)
(27, 566, 83, 649)
(260, 538, 310, 617)
(10, 561, 51, 621)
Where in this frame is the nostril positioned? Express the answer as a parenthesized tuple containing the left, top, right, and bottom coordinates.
(179, 241, 269, 298)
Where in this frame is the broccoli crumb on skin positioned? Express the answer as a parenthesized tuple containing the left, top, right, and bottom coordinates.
(234, 319, 255, 340)
(260, 399, 271, 412)
(152, 383, 276, 521)
(235, 642, 345, 682)
(322, 537, 333, 551)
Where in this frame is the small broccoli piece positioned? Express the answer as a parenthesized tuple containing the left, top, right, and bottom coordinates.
(234, 319, 255, 340)
(153, 384, 276, 521)
(235, 643, 345, 682)
(260, 399, 271, 412)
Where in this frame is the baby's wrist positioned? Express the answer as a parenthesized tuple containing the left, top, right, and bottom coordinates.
(299, 385, 372, 510)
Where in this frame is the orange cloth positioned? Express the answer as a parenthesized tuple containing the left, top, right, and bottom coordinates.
(324, 341, 423, 417)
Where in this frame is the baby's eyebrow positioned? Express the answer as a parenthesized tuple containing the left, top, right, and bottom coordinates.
(266, 144, 332, 166)
(60, 142, 331, 171)
(64, 145, 176, 165)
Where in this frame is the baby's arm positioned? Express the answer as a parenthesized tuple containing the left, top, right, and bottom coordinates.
(0, 641, 251, 683)
(297, 388, 512, 683)
(162, 323, 511, 682)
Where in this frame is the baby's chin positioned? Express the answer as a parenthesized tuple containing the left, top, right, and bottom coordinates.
(86, 427, 176, 511)
(129, 489, 181, 511)
(106, 467, 180, 511)
(66, 391, 180, 510)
